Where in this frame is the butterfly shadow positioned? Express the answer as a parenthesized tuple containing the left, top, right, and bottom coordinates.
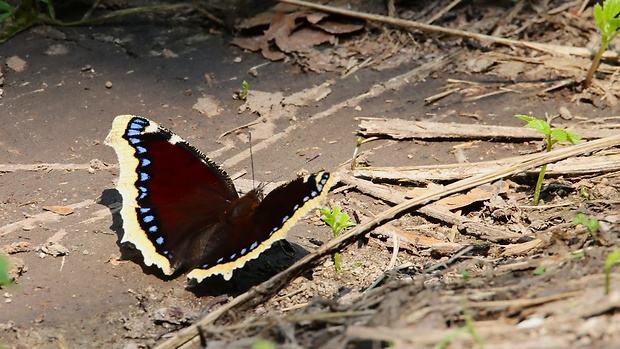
(187, 240, 311, 297)
(100, 188, 312, 294)
(100, 188, 180, 281)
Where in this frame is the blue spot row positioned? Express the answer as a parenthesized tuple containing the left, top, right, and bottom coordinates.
(126, 117, 168, 254)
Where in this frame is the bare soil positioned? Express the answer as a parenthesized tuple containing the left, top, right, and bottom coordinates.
(1, 1, 620, 348)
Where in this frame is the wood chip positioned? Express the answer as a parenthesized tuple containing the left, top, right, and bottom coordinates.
(42, 205, 74, 216)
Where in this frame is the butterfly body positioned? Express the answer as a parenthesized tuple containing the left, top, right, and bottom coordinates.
(105, 115, 333, 282)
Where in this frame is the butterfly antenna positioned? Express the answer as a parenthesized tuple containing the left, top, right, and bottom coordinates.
(249, 132, 256, 190)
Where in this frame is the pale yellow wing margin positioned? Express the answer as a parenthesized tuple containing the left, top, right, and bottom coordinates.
(104, 115, 174, 275)
(187, 172, 335, 282)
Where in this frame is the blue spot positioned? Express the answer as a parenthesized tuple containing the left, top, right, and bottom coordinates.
(135, 146, 147, 154)
(149, 225, 158, 233)
(128, 137, 141, 145)
(138, 192, 147, 200)
(240, 248, 247, 255)
(143, 215, 154, 223)
(230, 253, 236, 260)
(217, 257, 224, 263)
(138, 186, 147, 192)
(126, 129, 141, 136)
(140, 208, 150, 213)
(131, 118, 148, 126)
(250, 241, 258, 250)
(202, 263, 209, 268)
(282, 216, 289, 224)
(156, 237, 164, 245)
(302, 196, 309, 202)
(293, 204, 299, 211)
(139, 172, 150, 182)
(140, 158, 151, 167)
(162, 250, 169, 255)
(311, 190, 317, 197)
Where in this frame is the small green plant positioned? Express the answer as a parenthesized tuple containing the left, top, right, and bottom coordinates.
(572, 213, 599, 237)
(0, 254, 13, 287)
(252, 340, 276, 349)
(605, 248, 620, 295)
(461, 270, 471, 284)
(586, 0, 620, 88)
(533, 264, 546, 275)
(240, 80, 249, 100)
(516, 115, 581, 205)
(580, 186, 591, 199)
(319, 206, 355, 272)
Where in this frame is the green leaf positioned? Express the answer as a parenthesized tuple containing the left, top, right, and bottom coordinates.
(0, 254, 12, 286)
(516, 115, 551, 136)
(606, 249, 620, 274)
(550, 129, 581, 144)
(572, 213, 586, 225)
(41, 0, 56, 20)
(586, 218, 599, 236)
(605, 249, 620, 295)
(533, 265, 546, 275)
(252, 340, 276, 349)
(0, 1, 15, 13)
(594, 3, 605, 32)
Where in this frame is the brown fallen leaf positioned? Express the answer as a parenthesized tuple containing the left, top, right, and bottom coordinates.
(276, 27, 335, 53)
(42, 205, 74, 216)
(232, 9, 366, 72)
(313, 20, 364, 34)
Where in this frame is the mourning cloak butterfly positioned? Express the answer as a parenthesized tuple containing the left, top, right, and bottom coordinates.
(105, 115, 334, 282)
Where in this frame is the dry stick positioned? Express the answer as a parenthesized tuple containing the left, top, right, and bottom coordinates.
(0, 163, 113, 172)
(278, 0, 617, 60)
(354, 153, 620, 182)
(358, 118, 618, 140)
(426, 0, 463, 25)
(156, 134, 620, 349)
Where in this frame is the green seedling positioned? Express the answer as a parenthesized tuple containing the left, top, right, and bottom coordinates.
(586, 0, 620, 88)
(0, 1, 16, 23)
(572, 213, 599, 237)
(462, 270, 471, 284)
(533, 264, 546, 275)
(605, 248, 620, 295)
(516, 115, 581, 205)
(580, 186, 591, 199)
(252, 340, 276, 349)
(319, 206, 355, 272)
(240, 80, 249, 100)
(0, 254, 12, 287)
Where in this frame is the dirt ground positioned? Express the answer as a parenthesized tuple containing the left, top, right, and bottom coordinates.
(1, 0, 620, 348)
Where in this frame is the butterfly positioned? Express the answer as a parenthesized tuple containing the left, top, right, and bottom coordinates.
(105, 115, 333, 282)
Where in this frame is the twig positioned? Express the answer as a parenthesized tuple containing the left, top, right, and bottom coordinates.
(426, 0, 462, 25)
